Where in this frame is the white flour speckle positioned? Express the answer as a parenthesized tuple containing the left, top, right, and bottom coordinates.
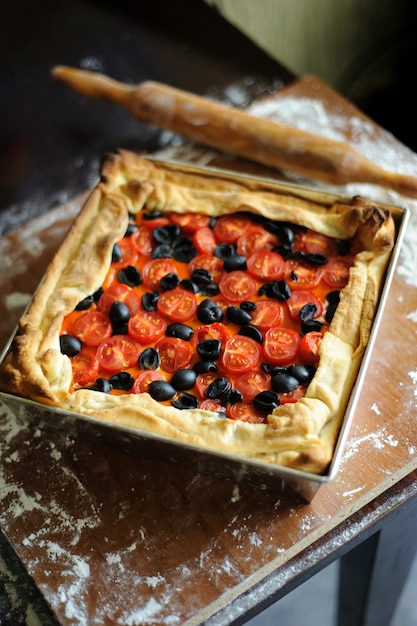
(370, 403, 381, 415)
(230, 484, 240, 502)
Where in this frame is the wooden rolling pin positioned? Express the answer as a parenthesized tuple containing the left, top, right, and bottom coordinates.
(52, 65, 417, 199)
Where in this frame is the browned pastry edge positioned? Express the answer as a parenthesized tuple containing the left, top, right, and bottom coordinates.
(0, 152, 395, 475)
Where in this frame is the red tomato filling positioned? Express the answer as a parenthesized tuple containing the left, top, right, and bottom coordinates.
(60, 210, 361, 424)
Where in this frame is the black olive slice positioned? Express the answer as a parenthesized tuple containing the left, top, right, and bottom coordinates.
(253, 390, 280, 412)
(226, 306, 252, 325)
(193, 360, 218, 374)
(197, 299, 223, 324)
(199, 283, 220, 297)
(223, 254, 247, 272)
(196, 339, 221, 361)
(109, 371, 134, 390)
(287, 364, 315, 384)
(142, 291, 160, 311)
(139, 347, 160, 370)
(206, 376, 231, 399)
(160, 272, 180, 291)
(258, 280, 291, 301)
(171, 368, 197, 391)
(152, 243, 172, 259)
(171, 392, 199, 410)
(118, 265, 142, 287)
(240, 301, 257, 312)
(297, 251, 328, 265)
(75, 294, 94, 311)
(299, 302, 318, 322)
(214, 243, 235, 260)
(88, 378, 112, 393)
(59, 335, 82, 356)
(271, 372, 299, 393)
(301, 320, 324, 334)
(142, 210, 164, 221)
(111, 243, 123, 263)
(153, 224, 180, 244)
(191, 268, 212, 286)
(221, 388, 243, 407)
(166, 323, 194, 341)
(148, 380, 176, 401)
(109, 301, 131, 326)
(179, 279, 199, 294)
(172, 238, 197, 263)
(238, 325, 263, 344)
(124, 222, 138, 237)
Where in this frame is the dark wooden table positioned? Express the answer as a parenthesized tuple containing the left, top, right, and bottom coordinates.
(1, 2, 417, 625)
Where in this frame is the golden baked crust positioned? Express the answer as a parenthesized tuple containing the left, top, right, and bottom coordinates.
(0, 152, 395, 474)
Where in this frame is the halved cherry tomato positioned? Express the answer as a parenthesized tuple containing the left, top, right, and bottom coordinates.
(249, 299, 284, 330)
(293, 229, 337, 256)
(284, 258, 322, 290)
(71, 348, 99, 387)
(72, 311, 112, 347)
(157, 288, 197, 322)
(193, 322, 230, 346)
(219, 270, 257, 303)
(237, 226, 279, 256)
(287, 290, 322, 322)
(98, 283, 142, 317)
(170, 212, 211, 233)
(112, 239, 138, 270)
(155, 336, 193, 373)
(188, 254, 224, 283)
(128, 310, 167, 344)
(322, 257, 352, 289)
(131, 226, 154, 256)
(263, 327, 299, 366)
(97, 335, 142, 372)
(298, 331, 322, 366)
(247, 250, 284, 281)
(195, 372, 219, 399)
(199, 398, 226, 413)
(279, 386, 307, 404)
(227, 402, 268, 424)
(234, 370, 271, 402)
(133, 370, 164, 394)
(142, 258, 177, 290)
(213, 214, 252, 243)
(193, 227, 217, 255)
(135, 213, 170, 229)
(221, 336, 261, 374)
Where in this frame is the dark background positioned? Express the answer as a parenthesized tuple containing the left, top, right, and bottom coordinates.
(0, 0, 415, 236)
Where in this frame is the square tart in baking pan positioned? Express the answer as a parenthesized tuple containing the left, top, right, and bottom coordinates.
(0, 151, 398, 480)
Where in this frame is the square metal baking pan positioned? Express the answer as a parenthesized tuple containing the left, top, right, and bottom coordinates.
(0, 164, 409, 501)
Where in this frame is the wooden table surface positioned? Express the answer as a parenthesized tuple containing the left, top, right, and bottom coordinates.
(1, 76, 417, 625)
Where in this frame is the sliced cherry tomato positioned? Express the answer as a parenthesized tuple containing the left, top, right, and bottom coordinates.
(195, 372, 220, 400)
(298, 331, 322, 366)
(284, 258, 323, 290)
(97, 335, 142, 372)
(98, 283, 142, 317)
(322, 257, 352, 289)
(219, 270, 257, 303)
(193, 227, 217, 255)
(199, 398, 226, 413)
(112, 239, 138, 270)
(170, 212, 211, 233)
(279, 386, 307, 404)
(133, 370, 164, 394)
(188, 254, 224, 283)
(193, 322, 230, 346)
(157, 288, 197, 322)
(128, 310, 167, 344)
(221, 336, 261, 374)
(135, 213, 170, 229)
(156, 336, 193, 373)
(263, 327, 299, 366)
(131, 226, 154, 256)
(71, 348, 99, 387)
(142, 258, 177, 290)
(287, 290, 322, 322)
(213, 214, 252, 243)
(247, 250, 284, 281)
(237, 226, 279, 257)
(227, 402, 268, 424)
(234, 370, 271, 402)
(72, 311, 112, 347)
(293, 229, 337, 256)
(249, 300, 284, 330)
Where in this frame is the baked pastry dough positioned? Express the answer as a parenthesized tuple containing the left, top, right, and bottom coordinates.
(0, 152, 395, 475)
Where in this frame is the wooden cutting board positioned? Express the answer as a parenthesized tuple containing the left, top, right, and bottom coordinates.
(1, 76, 417, 625)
